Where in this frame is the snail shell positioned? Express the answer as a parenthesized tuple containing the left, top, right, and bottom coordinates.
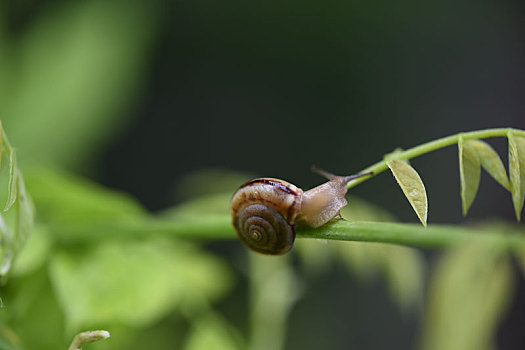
(231, 169, 373, 255)
(230, 179, 302, 255)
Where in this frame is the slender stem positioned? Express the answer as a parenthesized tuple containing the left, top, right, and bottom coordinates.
(43, 128, 525, 251)
(347, 128, 525, 190)
(51, 216, 525, 251)
(68, 330, 110, 350)
(297, 221, 525, 251)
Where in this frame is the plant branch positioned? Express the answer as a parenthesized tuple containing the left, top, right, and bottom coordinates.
(68, 330, 110, 350)
(45, 128, 525, 252)
(50, 216, 525, 251)
(297, 220, 525, 251)
(347, 128, 525, 189)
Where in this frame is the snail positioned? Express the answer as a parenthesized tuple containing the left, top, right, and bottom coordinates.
(230, 167, 373, 255)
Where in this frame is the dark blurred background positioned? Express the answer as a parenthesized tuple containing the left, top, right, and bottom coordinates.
(2, 0, 525, 348)
(101, 0, 525, 222)
(4, 0, 525, 218)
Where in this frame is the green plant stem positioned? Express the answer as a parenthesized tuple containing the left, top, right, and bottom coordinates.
(298, 221, 525, 251)
(347, 128, 525, 189)
(68, 330, 110, 350)
(47, 128, 525, 251)
(50, 216, 525, 251)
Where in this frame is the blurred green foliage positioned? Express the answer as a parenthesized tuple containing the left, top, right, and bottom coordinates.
(0, 0, 158, 170)
(0, 125, 34, 285)
(420, 241, 514, 350)
(1, 160, 518, 349)
(49, 239, 232, 330)
(0, 1, 523, 349)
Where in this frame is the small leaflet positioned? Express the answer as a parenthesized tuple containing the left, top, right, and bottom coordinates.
(0, 124, 3, 169)
(387, 159, 428, 226)
(16, 175, 34, 246)
(508, 132, 525, 221)
(458, 137, 481, 216)
(0, 129, 35, 281)
(4, 151, 17, 212)
(466, 139, 510, 191)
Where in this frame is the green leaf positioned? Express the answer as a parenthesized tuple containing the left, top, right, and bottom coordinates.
(0, 124, 4, 169)
(49, 239, 233, 330)
(184, 314, 244, 350)
(25, 168, 146, 224)
(387, 159, 428, 226)
(466, 140, 510, 190)
(1, 1, 159, 169)
(249, 254, 299, 350)
(11, 226, 50, 277)
(4, 151, 17, 212)
(508, 132, 525, 221)
(458, 136, 481, 216)
(15, 174, 34, 250)
(0, 324, 21, 350)
(6, 269, 66, 350)
(420, 241, 514, 350)
(0, 146, 35, 280)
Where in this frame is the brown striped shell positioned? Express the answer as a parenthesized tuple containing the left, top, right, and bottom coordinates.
(231, 178, 303, 255)
(231, 170, 374, 255)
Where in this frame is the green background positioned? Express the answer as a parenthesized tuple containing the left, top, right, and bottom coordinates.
(1, 0, 524, 348)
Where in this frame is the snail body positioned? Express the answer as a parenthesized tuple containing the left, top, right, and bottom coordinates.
(231, 168, 373, 255)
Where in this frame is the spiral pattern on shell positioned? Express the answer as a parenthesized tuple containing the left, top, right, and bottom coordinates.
(234, 203, 295, 255)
